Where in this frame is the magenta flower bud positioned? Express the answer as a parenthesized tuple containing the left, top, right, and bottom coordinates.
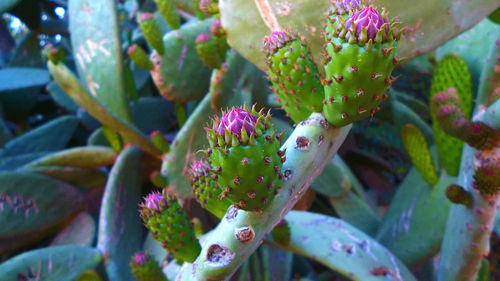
(215, 107, 258, 137)
(190, 159, 211, 179)
(196, 33, 211, 44)
(262, 31, 296, 57)
(141, 191, 167, 216)
(341, 0, 360, 10)
(346, 6, 388, 41)
(132, 252, 150, 266)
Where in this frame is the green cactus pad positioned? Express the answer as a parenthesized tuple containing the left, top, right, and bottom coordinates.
(140, 189, 201, 263)
(401, 124, 439, 186)
(430, 54, 473, 176)
(130, 252, 168, 281)
(150, 19, 213, 103)
(138, 13, 165, 56)
(206, 106, 284, 211)
(154, 0, 181, 30)
(263, 30, 324, 123)
(188, 158, 231, 218)
(322, 7, 400, 127)
(195, 33, 228, 69)
(127, 44, 154, 70)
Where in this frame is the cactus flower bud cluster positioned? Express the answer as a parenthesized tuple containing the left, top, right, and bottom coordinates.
(130, 252, 168, 281)
(262, 1, 402, 127)
(200, 105, 284, 212)
(139, 189, 201, 263)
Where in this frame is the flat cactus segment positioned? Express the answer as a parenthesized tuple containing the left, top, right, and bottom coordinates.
(140, 189, 201, 263)
(0, 171, 85, 239)
(47, 62, 161, 156)
(127, 44, 154, 70)
(401, 124, 439, 186)
(150, 19, 214, 103)
(154, 0, 181, 30)
(263, 31, 324, 123)
(68, 0, 132, 122)
(138, 13, 166, 55)
(219, 0, 499, 72)
(24, 146, 117, 168)
(0, 245, 102, 281)
(375, 169, 455, 267)
(269, 211, 417, 281)
(430, 54, 473, 176)
(50, 212, 96, 247)
(0, 115, 79, 157)
(97, 146, 143, 281)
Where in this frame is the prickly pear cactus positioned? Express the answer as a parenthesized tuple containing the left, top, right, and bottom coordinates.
(205, 105, 284, 212)
(139, 189, 201, 263)
(430, 54, 473, 176)
(322, 5, 401, 126)
(263, 30, 324, 123)
(130, 252, 168, 281)
(188, 158, 231, 218)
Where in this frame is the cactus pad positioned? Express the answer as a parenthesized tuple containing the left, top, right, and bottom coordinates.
(188, 158, 231, 218)
(430, 54, 473, 176)
(263, 30, 324, 123)
(401, 124, 439, 186)
(205, 106, 284, 212)
(139, 189, 201, 263)
(322, 6, 400, 127)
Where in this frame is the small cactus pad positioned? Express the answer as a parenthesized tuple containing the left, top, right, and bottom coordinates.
(430, 54, 473, 176)
(431, 88, 499, 151)
(195, 21, 229, 69)
(271, 219, 290, 246)
(127, 44, 154, 70)
(188, 158, 231, 218)
(205, 106, 284, 212)
(138, 13, 165, 55)
(322, 5, 400, 127)
(263, 30, 324, 123)
(473, 166, 500, 196)
(401, 124, 439, 186)
(445, 184, 472, 207)
(130, 252, 168, 281)
(139, 189, 201, 263)
(43, 44, 66, 64)
(153, 0, 181, 29)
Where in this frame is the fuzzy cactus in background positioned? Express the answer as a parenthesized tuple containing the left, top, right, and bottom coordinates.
(2, 0, 500, 281)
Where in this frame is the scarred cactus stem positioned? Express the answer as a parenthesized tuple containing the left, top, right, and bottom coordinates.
(445, 184, 472, 207)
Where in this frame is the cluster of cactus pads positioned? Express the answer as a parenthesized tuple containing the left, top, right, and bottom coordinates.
(263, 0, 402, 126)
(2, 0, 500, 280)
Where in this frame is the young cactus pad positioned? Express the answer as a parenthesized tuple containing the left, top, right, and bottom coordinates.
(130, 252, 168, 281)
(322, 5, 401, 127)
(263, 30, 324, 123)
(139, 189, 201, 263)
(188, 158, 232, 218)
(205, 105, 284, 212)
